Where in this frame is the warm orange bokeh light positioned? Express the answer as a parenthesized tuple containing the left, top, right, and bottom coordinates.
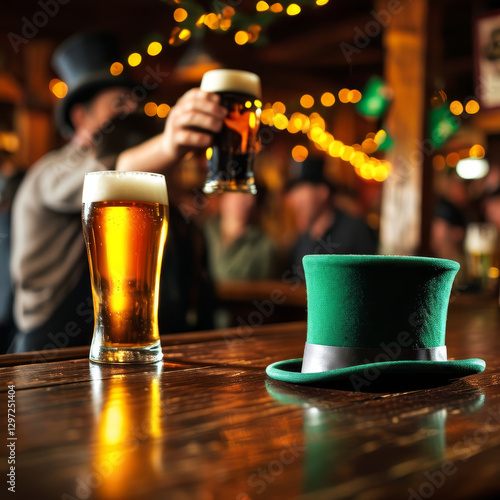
(272, 101, 286, 114)
(465, 100, 480, 114)
(173, 8, 188, 22)
(157, 104, 170, 118)
(287, 3, 301, 15)
(446, 152, 460, 167)
(469, 144, 485, 158)
(128, 53, 142, 67)
(110, 62, 123, 76)
(144, 102, 158, 117)
(320, 92, 335, 107)
(235, 31, 249, 45)
(338, 88, 350, 103)
(270, 3, 284, 13)
(300, 94, 314, 109)
(449, 100, 463, 115)
(51, 80, 68, 98)
(291, 145, 309, 162)
(147, 42, 162, 56)
(433, 155, 446, 171)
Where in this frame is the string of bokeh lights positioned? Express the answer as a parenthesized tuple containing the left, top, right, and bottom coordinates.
(48, 0, 484, 183)
(168, 0, 332, 46)
(431, 92, 484, 175)
(260, 95, 392, 182)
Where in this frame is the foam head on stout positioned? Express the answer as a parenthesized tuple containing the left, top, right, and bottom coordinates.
(200, 69, 262, 195)
(200, 69, 261, 100)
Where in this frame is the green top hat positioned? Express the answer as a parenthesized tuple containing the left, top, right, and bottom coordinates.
(266, 255, 485, 388)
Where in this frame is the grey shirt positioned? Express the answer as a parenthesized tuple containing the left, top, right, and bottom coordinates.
(10, 143, 109, 331)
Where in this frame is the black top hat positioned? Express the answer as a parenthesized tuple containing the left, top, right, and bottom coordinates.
(51, 32, 137, 137)
(286, 157, 335, 193)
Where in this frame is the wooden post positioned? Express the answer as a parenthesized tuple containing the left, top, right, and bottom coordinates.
(378, 0, 428, 255)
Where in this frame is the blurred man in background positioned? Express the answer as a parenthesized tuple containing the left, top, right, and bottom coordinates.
(8, 32, 226, 352)
(204, 189, 278, 282)
(285, 158, 377, 280)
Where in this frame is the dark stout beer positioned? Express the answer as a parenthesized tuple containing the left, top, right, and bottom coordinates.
(201, 69, 262, 194)
(82, 171, 168, 363)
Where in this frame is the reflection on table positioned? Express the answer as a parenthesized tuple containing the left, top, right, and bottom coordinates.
(0, 294, 499, 499)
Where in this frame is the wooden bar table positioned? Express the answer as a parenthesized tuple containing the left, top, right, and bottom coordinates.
(1, 294, 500, 500)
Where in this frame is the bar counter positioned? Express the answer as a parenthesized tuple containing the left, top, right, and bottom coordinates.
(1, 292, 500, 499)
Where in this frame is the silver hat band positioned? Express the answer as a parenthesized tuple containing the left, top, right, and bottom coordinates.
(301, 342, 448, 373)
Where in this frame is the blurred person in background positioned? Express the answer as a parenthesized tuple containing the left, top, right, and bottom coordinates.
(204, 187, 278, 281)
(8, 32, 226, 352)
(483, 186, 500, 232)
(0, 120, 24, 353)
(285, 157, 377, 280)
(431, 198, 467, 285)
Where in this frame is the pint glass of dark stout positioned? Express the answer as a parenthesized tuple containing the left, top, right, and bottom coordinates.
(201, 69, 262, 194)
(82, 171, 169, 364)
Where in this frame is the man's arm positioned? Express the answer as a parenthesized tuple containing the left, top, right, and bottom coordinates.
(116, 89, 227, 173)
(38, 145, 109, 213)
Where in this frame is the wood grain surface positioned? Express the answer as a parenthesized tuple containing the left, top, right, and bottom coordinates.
(1, 293, 500, 500)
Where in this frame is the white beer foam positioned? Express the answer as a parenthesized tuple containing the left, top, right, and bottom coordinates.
(200, 69, 261, 99)
(83, 171, 169, 205)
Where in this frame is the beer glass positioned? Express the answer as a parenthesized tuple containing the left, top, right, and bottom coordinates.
(464, 222, 498, 291)
(200, 69, 262, 194)
(82, 171, 168, 364)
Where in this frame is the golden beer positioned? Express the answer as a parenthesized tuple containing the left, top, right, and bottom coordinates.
(201, 69, 262, 194)
(82, 171, 168, 363)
